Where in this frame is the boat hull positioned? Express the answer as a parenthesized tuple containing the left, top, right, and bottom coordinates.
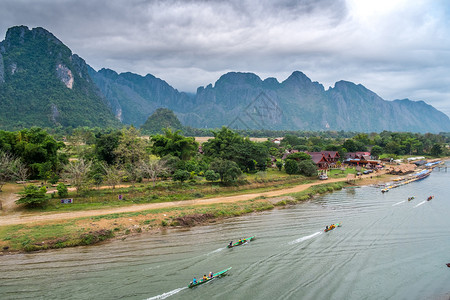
(227, 236, 255, 248)
(188, 267, 232, 288)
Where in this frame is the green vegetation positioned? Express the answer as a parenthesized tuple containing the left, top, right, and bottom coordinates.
(140, 108, 183, 135)
(0, 26, 120, 130)
(15, 184, 49, 208)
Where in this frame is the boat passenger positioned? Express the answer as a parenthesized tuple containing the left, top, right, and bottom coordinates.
(192, 277, 197, 284)
(238, 239, 242, 244)
(325, 225, 329, 231)
(203, 275, 208, 281)
(209, 272, 214, 278)
(229, 241, 233, 247)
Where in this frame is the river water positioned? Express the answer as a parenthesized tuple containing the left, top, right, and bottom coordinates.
(1, 163, 449, 300)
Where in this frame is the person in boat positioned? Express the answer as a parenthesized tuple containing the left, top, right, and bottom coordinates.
(330, 224, 335, 230)
(325, 225, 329, 231)
(192, 277, 197, 284)
(238, 239, 242, 244)
(209, 272, 214, 278)
(203, 275, 208, 281)
(229, 241, 233, 247)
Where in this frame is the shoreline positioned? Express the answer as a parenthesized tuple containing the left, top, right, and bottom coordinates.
(0, 171, 396, 255)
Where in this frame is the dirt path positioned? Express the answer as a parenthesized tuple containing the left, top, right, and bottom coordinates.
(0, 173, 390, 227)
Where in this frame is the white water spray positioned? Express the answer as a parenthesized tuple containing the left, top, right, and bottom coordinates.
(414, 201, 426, 208)
(146, 287, 188, 300)
(289, 231, 322, 245)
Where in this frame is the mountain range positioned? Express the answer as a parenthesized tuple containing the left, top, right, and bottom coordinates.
(1, 25, 449, 133)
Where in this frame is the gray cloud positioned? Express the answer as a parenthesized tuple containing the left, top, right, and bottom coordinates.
(1, 0, 449, 117)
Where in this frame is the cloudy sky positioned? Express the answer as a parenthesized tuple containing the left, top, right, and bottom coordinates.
(1, 0, 450, 116)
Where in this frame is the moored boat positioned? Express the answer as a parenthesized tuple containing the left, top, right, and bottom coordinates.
(227, 236, 255, 248)
(188, 267, 232, 288)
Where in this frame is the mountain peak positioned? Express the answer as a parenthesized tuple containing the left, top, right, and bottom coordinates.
(282, 71, 324, 92)
(214, 72, 262, 88)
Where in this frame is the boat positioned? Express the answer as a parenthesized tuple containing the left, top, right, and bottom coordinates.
(408, 196, 415, 201)
(188, 267, 232, 288)
(324, 223, 341, 232)
(427, 196, 434, 201)
(227, 236, 255, 248)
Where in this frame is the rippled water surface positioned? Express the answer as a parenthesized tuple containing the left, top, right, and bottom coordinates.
(1, 163, 449, 300)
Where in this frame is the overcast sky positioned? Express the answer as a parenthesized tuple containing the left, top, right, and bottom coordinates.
(1, 0, 450, 117)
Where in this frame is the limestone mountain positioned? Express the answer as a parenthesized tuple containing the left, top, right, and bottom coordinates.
(0, 26, 120, 130)
(88, 67, 194, 127)
(1, 25, 449, 133)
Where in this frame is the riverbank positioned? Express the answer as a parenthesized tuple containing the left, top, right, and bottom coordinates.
(0, 170, 396, 254)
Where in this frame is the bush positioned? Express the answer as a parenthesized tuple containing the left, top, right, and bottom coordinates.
(204, 170, 220, 182)
(284, 159, 299, 174)
(56, 183, 68, 198)
(15, 185, 49, 208)
(172, 170, 190, 183)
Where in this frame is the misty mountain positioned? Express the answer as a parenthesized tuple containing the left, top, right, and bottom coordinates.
(1, 25, 449, 133)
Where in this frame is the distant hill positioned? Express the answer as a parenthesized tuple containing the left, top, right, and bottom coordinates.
(140, 108, 183, 135)
(2, 25, 449, 133)
(0, 26, 120, 130)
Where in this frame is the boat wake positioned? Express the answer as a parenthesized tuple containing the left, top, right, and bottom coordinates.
(207, 247, 225, 255)
(289, 231, 322, 245)
(414, 201, 427, 208)
(146, 287, 187, 300)
(392, 200, 406, 206)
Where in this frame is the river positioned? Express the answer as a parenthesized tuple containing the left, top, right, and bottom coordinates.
(1, 163, 449, 300)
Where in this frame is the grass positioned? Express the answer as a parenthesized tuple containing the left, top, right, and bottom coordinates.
(33, 173, 308, 212)
(0, 180, 348, 253)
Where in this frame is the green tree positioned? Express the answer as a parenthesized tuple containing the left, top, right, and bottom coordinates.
(286, 152, 311, 161)
(94, 130, 121, 165)
(298, 160, 317, 177)
(370, 145, 383, 158)
(114, 127, 147, 165)
(275, 160, 283, 171)
(151, 129, 198, 161)
(202, 127, 269, 172)
(209, 159, 242, 183)
(204, 170, 220, 182)
(430, 143, 443, 156)
(284, 159, 299, 175)
(56, 183, 69, 197)
(15, 185, 48, 208)
(172, 169, 190, 183)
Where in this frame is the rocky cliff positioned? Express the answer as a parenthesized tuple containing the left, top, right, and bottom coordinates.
(0, 26, 120, 130)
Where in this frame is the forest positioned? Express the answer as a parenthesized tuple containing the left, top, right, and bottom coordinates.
(0, 126, 448, 207)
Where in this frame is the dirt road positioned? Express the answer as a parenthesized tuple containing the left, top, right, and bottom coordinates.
(0, 173, 388, 226)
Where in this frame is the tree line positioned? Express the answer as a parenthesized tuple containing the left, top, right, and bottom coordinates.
(0, 126, 448, 207)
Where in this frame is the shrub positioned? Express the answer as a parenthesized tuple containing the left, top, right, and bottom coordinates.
(15, 185, 49, 208)
(56, 183, 68, 198)
(284, 159, 299, 174)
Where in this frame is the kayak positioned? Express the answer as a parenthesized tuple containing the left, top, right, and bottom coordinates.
(227, 236, 255, 248)
(324, 223, 341, 232)
(427, 196, 434, 201)
(188, 267, 232, 288)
